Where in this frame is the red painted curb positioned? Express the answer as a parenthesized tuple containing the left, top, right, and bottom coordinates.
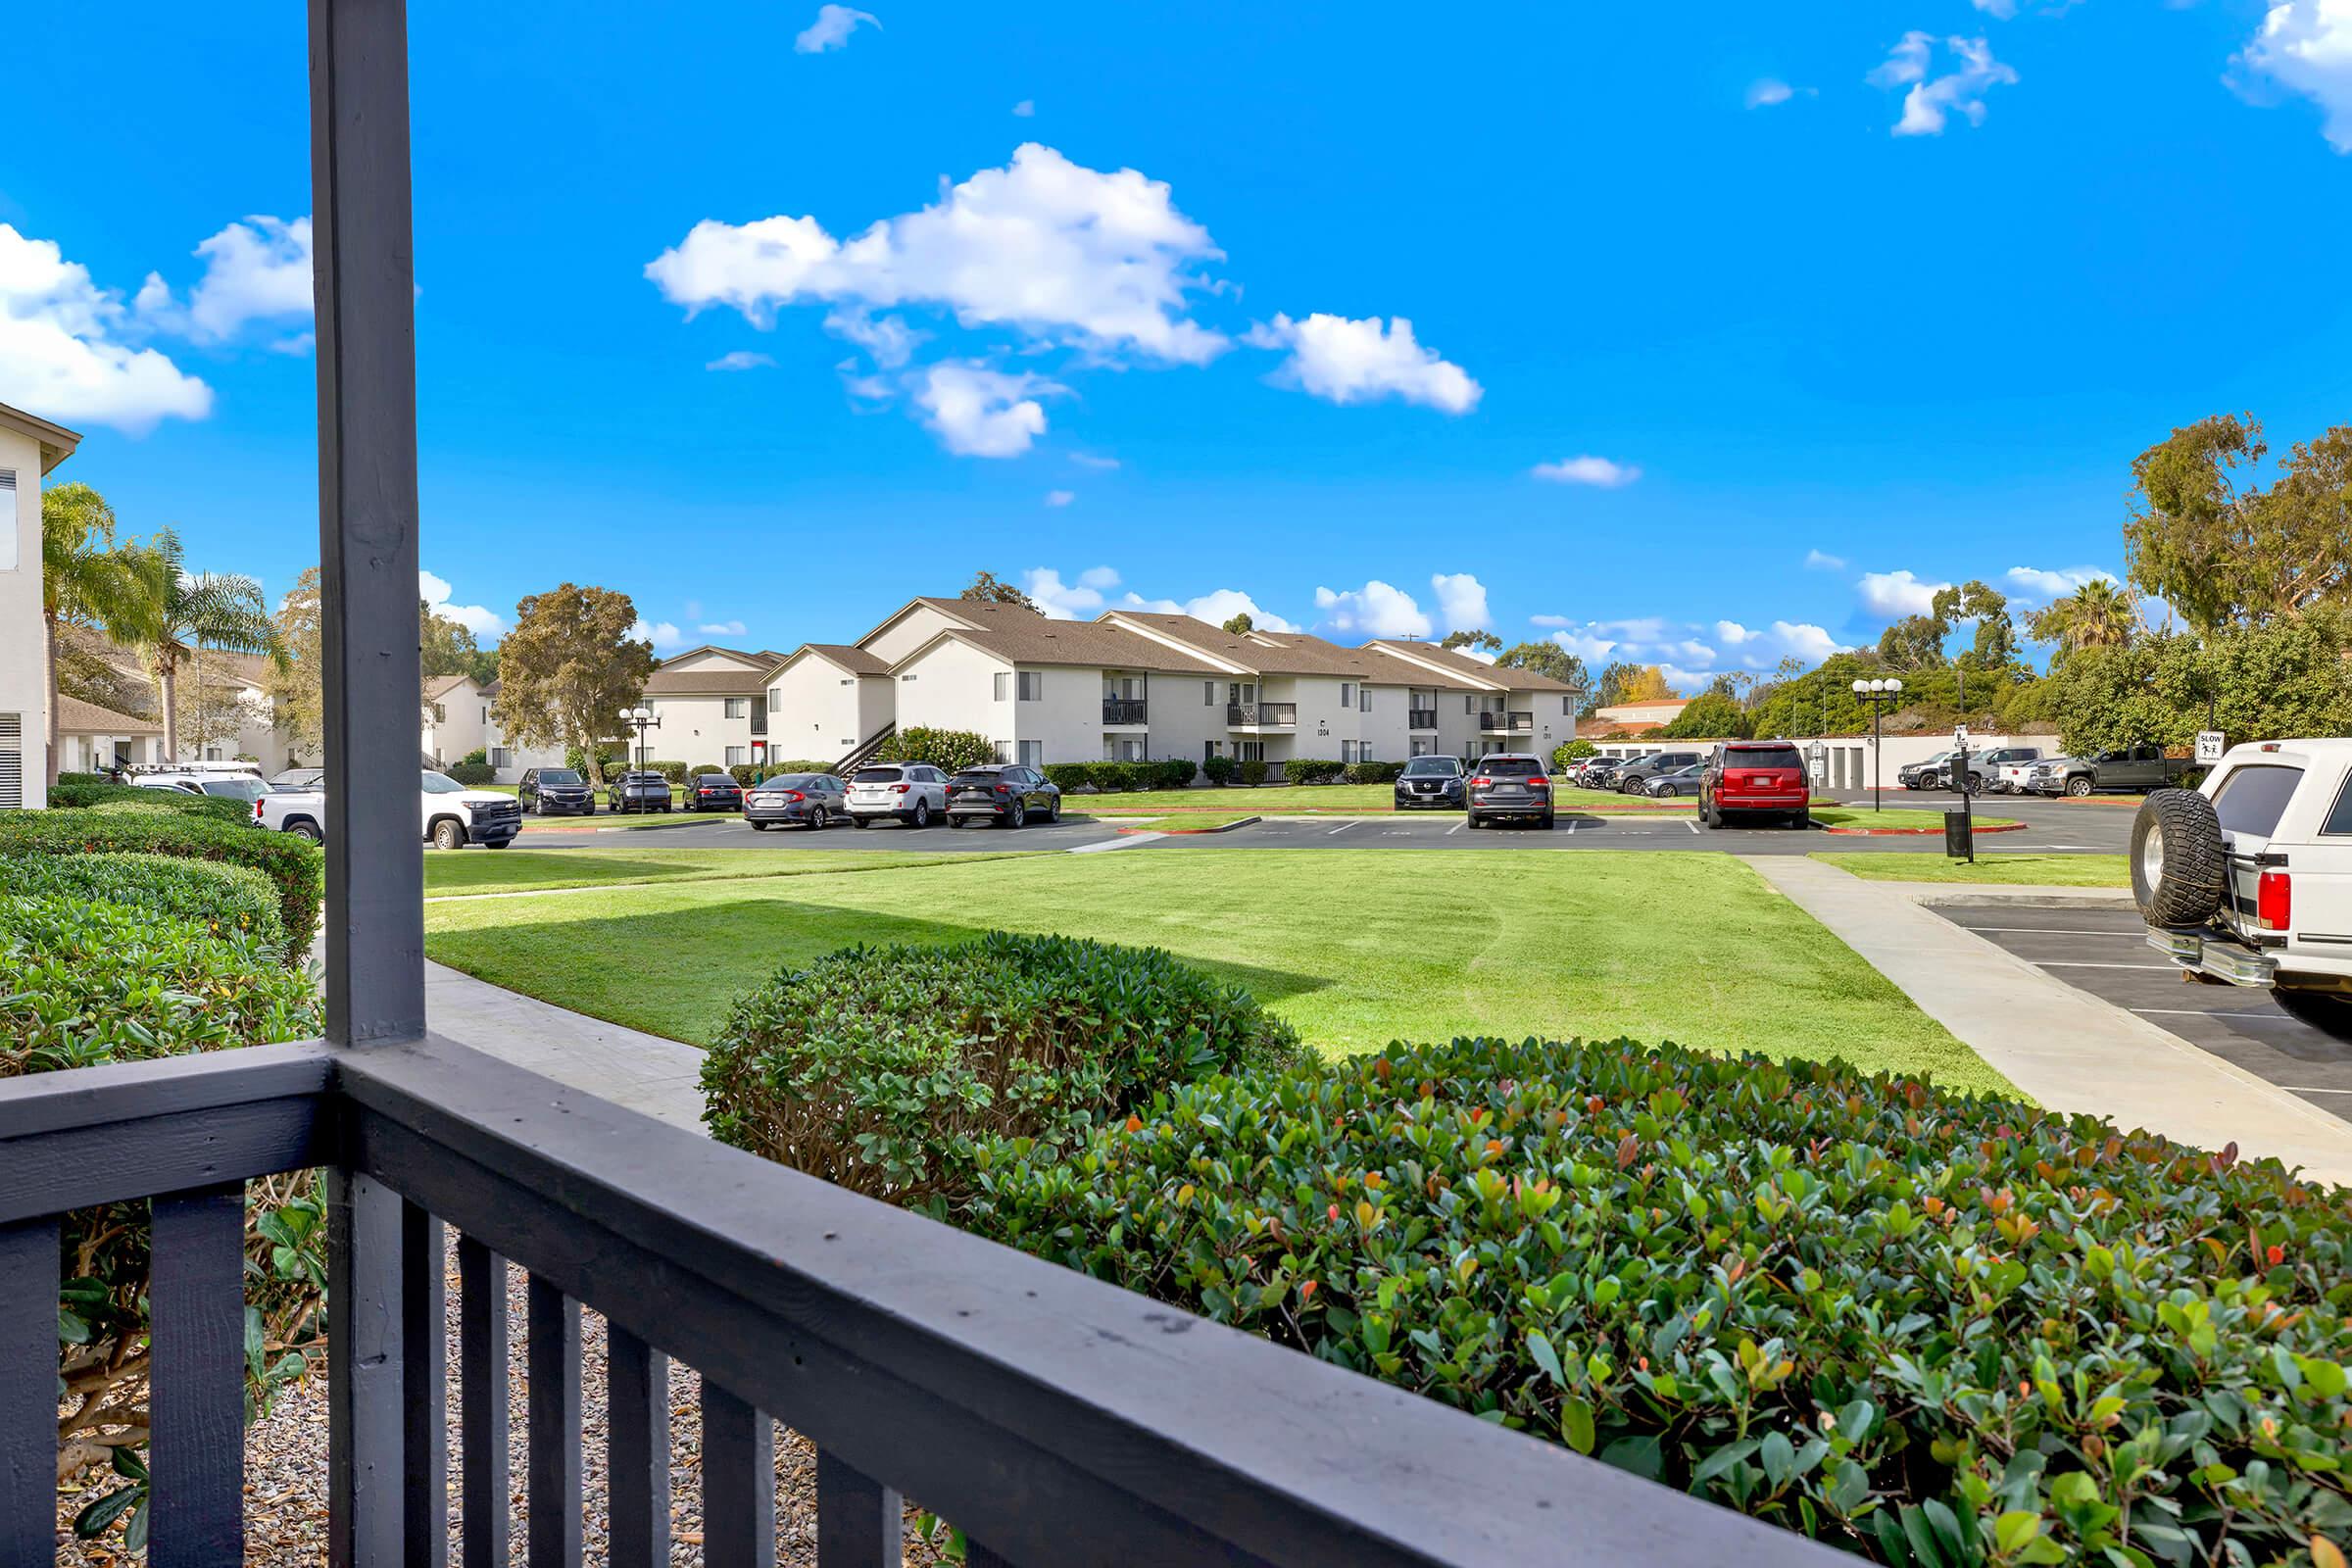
(1822, 820, 2029, 836)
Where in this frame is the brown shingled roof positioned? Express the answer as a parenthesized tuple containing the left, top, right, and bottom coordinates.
(1367, 639, 1582, 692)
(54, 695, 161, 735)
(796, 643, 890, 676)
(644, 668, 773, 697)
(923, 616, 1225, 674)
(1106, 613, 1430, 681)
(422, 673, 475, 701)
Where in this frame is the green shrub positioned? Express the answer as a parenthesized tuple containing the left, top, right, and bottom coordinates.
(703, 932, 1300, 1209)
(876, 726, 995, 773)
(1556, 739, 1598, 768)
(1202, 755, 1239, 786)
(459, 747, 488, 767)
(46, 776, 251, 824)
(1285, 758, 1346, 785)
(1158, 758, 1199, 788)
(1042, 762, 1094, 792)
(565, 745, 627, 777)
(688, 761, 724, 780)
(0, 808, 324, 957)
(0, 853, 288, 959)
(2, 895, 327, 1511)
(965, 1034, 2352, 1565)
(643, 759, 689, 783)
(1240, 759, 1269, 785)
(444, 760, 495, 786)
(1341, 760, 1404, 784)
(764, 758, 834, 776)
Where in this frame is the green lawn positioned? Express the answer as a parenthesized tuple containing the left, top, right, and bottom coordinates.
(1814, 853, 2130, 888)
(1102, 812, 1259, 833)
(422, 849, 2016, 1096)
(1813, 808, 2021, 832)
(423, 845, 1030, 897)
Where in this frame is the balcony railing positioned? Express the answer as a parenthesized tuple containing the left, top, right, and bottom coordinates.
(1479, 710, 1535, 733)
(1102, 697, 1148, 725)
(1226, 702, 1298, 727)
(0, 1036, 1839, 1566)
(1407, 708, 1439, 730)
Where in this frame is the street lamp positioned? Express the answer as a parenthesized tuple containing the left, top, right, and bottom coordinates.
(622, 705, 660, 771)
(1849, 677, 1904, 811)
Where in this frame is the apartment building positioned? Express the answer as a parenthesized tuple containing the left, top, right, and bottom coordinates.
(639, 645, 784, 769)
(766, 595, 1580, 770)
(2, 401, 83, 808)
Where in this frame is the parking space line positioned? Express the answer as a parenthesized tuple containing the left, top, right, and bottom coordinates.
(1446, 820, 1463, 835)
(2286, 1086, 2352, 1096)
(2132, 1006, 2305, 1021)
(1326, 821, 1356, 836)
(2035, 960, 2178, 970)
(1965, 926, 2144, 937)
(1686, 820, 1701, 834)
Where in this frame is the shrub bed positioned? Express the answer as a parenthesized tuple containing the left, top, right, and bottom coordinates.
(0, 808, 324, 956)
(1240, 759, 1269, 784)
(964, 1034, 2352, 1564)
(0, 853, 289, 959)
(702, 932, 1300, 1208)
(1284, 758, 1346, 785)
(1202, 755, 1239, 786)
(1341, 760, 1405, 784)
(875, 726, 995, 774)
(444, 759, 495, 785)
(1042, 762, 1094, 792)
(45, 775, 252, 825)
(2, 894, 327, 1523)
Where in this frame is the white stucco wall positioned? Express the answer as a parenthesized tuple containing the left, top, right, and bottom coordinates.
(650, 693, 760, 768)
(862, 604, 970, 667)
(767, 657, 869, 761)
(894, 637, 1008, 755)
(0, 427, 45, 808)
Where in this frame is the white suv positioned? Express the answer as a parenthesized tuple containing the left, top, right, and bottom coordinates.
(2136, 739, 2352, 1006)
(257, 769, 522, 850)
(846, 762, 948, 828)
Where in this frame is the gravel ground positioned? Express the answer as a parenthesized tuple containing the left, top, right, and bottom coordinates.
(60, 1239, 952, 1565)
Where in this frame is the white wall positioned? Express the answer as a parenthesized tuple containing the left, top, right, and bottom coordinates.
(419, 679, 490, 767)
(0, 427, 44, 808)
(767, 657, 869, 761)
(894, 637, 1008, 754)
(863, 604, 970, 666)
(649, 693, 760, 768)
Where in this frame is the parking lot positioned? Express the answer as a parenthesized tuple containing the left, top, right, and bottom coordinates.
(1936, 904, 2352, 1124)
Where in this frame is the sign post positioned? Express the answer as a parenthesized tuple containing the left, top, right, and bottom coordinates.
(2195, 730, 2226, 768)
(1945, 724, 1976, 864)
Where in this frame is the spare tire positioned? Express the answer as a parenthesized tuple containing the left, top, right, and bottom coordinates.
(2131, 788, 2226, 927)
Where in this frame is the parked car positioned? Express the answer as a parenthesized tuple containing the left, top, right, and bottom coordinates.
(744, 771, 847, 830)
(1614, 750, 1705, 794)
(1897, 751, 1956, 790)
(270, 766, 325, 791)
(1699, 740, 1810, 828)
(1941, 746, 2042, 793)
(611, 770, 673, 813)
(2034, 745, 2190, 798)
(1573, 757, 1623, 790)
(1394, 755, 1466, 808)
(1987, 750, 2048, 795)
(847, 761, 949, 828)
(256, 769, 521, 850)
(688, 772, 745, 812)
(945, 764, 1063, 828)
(1643, 763, 1705, 798)
(2020, 756, 2080, 797)
(2135, 740, 2352, 1016)
(516, 765, 596, 816)
(1465, 753, 1553, 829)
(132, 770, 274, 805)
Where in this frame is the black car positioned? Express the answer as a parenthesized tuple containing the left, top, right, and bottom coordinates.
(516, 765, 595, 815)
(611, 770, 673, 813)
(744, 771, 847, 830)
(945, 764, 1062, 828)
(688, 772, 745, 812)
(1394, 755, 1465, 808)
(1466, 753, 1553, 829)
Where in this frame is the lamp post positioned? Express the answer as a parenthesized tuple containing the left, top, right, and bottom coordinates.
(1849, 677, 1904, 812)
(622, 705, 660, 772)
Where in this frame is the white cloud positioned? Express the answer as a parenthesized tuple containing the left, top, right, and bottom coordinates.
(647, 143, 1228, 367)
(1012, 99, 1036, 118)
(1856, 568, 1950, 617)
(1025, 567, 1112, 617)
(631, 618, 686, 651)
(0, 222, 213, 432)
(795, 4, 878, 53)
(1871, 33, 2019, 136)
(1803, 549, 1847, 570)
(1149, 587, 1298, 633)
(1769, 621, 1843, 662)
(1532, 455, 1641, 488)
(1429, 572, 1490, 633)
(911, 363, 1056, 457)
(419, 569, 509, 640)
(2233, 0, 2352, 153)
(1069, 453, 1120, 469)
(1044, 489, 1075, 508)
(698, 620, 749, 637)
(1312, 580, 1433, 640)
(1078, 566, 1119, 590)
(137, 216, 313, 343)
(1532, 614, 1845, 678)
(1028, 569, 1299, 632)
(1972, 0, 2019, 17)
(1745, 78, 1802, 108)
(1715, 620, 1757, 645)
(707, 350, 775, 371)
(822, 308, 922, 368)
(1247, 314, 1480, 414)
(2003, 564, 2116, 601)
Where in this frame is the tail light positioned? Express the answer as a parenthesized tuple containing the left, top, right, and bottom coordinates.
(1527, 776, 1548, 791)
(2258, 870, 2291, 932)
(253, 800, 265, 822)
(995, 784, 1011, 795)
(891, 783, 909, 794)
(783, 791, 805, 803)
(1471, 775, 1491, 787)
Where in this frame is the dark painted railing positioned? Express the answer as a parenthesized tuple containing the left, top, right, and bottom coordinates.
(1479, 710, 1535, 732)
(1407, 709, 1439, 729)
(1102, 697, 1148, 725)
(1226, 702, 1298, 727)
(0, 1038, 1842, 1566)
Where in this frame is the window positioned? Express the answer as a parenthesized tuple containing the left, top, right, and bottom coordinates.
(995, 672, 1010, 702)
(2213, 765, 2304, 839)
(724, 746, 748, 766)
(491, 749, 512, 769)
(724, 698, 748, 719)
(1017, 671, 1043, 701)
(1020, 739, 1044, 766)
(1341, 683, 1353, 709)
(1564, 697, 1575, 715)
(1465, 695, 1474, 713)
(0, 470, 15, 570)
(1358, 688, 1369, 714)
(994, 741, 1013, 762)
(2326, 775, 2352, 837)
(1342, 740, 1360, 762)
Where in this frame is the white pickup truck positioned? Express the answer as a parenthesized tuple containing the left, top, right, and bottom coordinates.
(256, 769, 523, 851)
(2133, 740, 2352, 1014)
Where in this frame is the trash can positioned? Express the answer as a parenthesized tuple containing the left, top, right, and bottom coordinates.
(1943, 809, 1973, 859)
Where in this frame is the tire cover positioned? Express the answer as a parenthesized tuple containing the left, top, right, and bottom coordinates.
(2131, 788, 2226, 927)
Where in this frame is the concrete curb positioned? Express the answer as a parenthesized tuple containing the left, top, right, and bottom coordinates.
(425, 960, 707, 1132)
(1113, 815, 1261, 836)
(1822, 821, 2027, 836)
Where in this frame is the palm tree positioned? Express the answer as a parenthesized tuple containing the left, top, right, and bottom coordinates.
(122, 528, 285, 761)
(38, 483, 159, 787)
(2031, 577, 2136, 656)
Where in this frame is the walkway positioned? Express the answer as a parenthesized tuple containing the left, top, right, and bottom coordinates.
(425, 959, 708, 1132)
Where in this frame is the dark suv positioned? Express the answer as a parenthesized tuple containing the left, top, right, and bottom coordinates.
(1615, 750, 1705, 794)
(612, 771, 673, 813)
(1700, 740, 1811, 829)
(517, 765, 595, 815)
(1394, 755, 1466, 809)
(1466, 753, 1553, 829)
(946, 764, 1062, 828)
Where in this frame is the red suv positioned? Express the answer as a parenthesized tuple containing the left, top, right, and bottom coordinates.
(1699, 740, 1811, 829)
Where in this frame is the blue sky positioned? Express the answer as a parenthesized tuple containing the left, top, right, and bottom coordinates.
(4, 0, 2348, 686)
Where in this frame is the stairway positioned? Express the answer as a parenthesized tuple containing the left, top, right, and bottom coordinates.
(832, 721, 895, 776)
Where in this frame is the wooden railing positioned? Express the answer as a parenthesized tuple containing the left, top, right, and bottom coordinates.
(1102, 697, 1148, 724)
(0, 1037, 1842, 1566)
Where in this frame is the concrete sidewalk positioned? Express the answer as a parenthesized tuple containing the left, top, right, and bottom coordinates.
(425, 960, 708, 1132)
(1746, 857, 2352, 1188)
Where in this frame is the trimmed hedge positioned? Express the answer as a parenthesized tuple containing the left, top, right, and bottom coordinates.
(1042, 762, 1093, 792)
(875, 726, 996, 774)
(702, 933, 1301, 1209)
(965, 1034, 2352, 1565)
(1342, 760, 1405, 784)
(642, 760, 689, 783)
(1285, 758, 1346, 785)
(0, 808, 324, 957)
(1240, 759, 1269, 785)
(1202, 755, 1239, 786)
(765, 758, 836, 776)
(0, 853, 288, 960)
(45, 776, 252, 825)
(444, 760, 495, 785)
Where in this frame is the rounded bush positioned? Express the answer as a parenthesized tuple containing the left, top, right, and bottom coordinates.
(0, 808, 323, 957)
(876, 726, 995, 774)
(702, 932, 1300, 1208)
(0, 852, 288, 958)
(1284, 759, 1346, 785)
(444, 760, 495, 786)
(1041, 762, 1094, 792)
(1201, 755, 1239, 786)
(1341, 760, 1404, 784)
(1239, 759, 1269, 785)
(966, 1034, 2352, 1565)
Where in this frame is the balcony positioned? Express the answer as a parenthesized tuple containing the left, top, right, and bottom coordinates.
(1479, 710, 1535, 733)
(1227, 701, 1298, 728)
(1102, 697, 1148, 725)
(1407, 708, 1439, 730)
